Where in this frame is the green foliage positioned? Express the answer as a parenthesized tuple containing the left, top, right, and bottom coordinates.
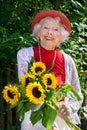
(58, 3, 87, 126)
(59, 0, 87, 89)
(0, 0, 53, 64)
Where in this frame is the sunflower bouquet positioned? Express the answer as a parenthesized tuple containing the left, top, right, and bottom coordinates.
(2, 57, 81, 130)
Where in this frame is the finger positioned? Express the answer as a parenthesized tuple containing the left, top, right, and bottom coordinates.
(52, 126, 59, 130)
(58, 104, 70, 118)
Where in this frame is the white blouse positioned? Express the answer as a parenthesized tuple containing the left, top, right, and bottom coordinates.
(17, 47, 83, 130)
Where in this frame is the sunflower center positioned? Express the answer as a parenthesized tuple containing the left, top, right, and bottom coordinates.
(25, 78, 30, 86)
(47, 78, 52, 85)
(8, 90, 15, 99)
(35, 67, 42, 73)
(33, 87, 41, 98)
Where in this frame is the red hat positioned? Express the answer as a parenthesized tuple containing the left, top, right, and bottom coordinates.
(32, 10, 71, 33)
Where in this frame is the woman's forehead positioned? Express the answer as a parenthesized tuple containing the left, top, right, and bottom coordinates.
(40, 17, 60, 24)
(41, 19, 60, 28)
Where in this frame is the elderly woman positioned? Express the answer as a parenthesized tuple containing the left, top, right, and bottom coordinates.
(17, 10, 83, 130)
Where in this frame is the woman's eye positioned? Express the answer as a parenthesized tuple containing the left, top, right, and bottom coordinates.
(44, 27, 48, 29)
(54, 29, 58, 31)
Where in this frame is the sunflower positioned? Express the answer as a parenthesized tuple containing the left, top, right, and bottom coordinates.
(2, 85, 21, 105)
(30, 61, 46, 76)
(42, 73, 58, 89)
(20, 72, 35, 87)
(26, 82, 45, 104)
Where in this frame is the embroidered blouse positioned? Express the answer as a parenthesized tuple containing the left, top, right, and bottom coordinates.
(17, 46, 83, 126)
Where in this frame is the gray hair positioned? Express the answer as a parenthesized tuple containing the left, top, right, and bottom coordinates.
(32, 17, 70, 43)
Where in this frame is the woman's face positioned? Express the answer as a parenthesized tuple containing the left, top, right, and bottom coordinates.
(38, 19, 62, 50)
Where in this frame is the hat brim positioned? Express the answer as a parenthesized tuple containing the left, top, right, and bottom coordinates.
(32, 10, 71, 33)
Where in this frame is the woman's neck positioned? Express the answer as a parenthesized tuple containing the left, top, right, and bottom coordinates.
(38, 45, 56, 64)
(40, 44, 56, 50)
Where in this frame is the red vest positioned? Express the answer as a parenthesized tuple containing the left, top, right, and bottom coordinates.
(33, 45, 66, 86)
(33, 45, 65, 101)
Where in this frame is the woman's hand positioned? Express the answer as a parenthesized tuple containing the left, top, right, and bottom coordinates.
(52, 122, 59, 130)
(57, 104, 70, 118)
(52, 127, 59, 130)
(52, 126, 59, 130)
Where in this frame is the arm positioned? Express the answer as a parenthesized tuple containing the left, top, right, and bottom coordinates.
(65, 55, 83, 113)
(57, 53, 83, 124)
(17, 47, 34, 80)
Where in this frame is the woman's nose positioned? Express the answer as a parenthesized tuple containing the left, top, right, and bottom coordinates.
(47, 28, 53, 34)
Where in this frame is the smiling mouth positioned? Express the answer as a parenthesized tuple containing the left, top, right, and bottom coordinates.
(45, 37, 53, 40)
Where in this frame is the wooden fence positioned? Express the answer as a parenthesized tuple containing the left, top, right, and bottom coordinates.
(0, 99, 21, 130)
(0, 63, 21, 130)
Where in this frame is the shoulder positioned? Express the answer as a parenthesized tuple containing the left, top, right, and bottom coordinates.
(61, 51, 75, 66)
(17, 47, 34, 57)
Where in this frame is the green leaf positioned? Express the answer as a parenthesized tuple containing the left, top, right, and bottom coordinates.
(17, 102, 25, 121)
(56, 84, 81, 101)
(24, 101, 32, 111)
(42, 104, 57, 129)
(28, 57, 35, 72)
(65, 84, 81, 101)
(46, 63, 54, 72)
(45, 88, 54, 101)
(30, 109, 42, 125)
(17, 101, 24, 113)
(18, 100, 32, 113)
(17, 100, 32, 121)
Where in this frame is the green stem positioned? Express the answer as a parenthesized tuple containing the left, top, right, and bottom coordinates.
(64, 118, 81, 130)
(51, 99, 81, 130)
